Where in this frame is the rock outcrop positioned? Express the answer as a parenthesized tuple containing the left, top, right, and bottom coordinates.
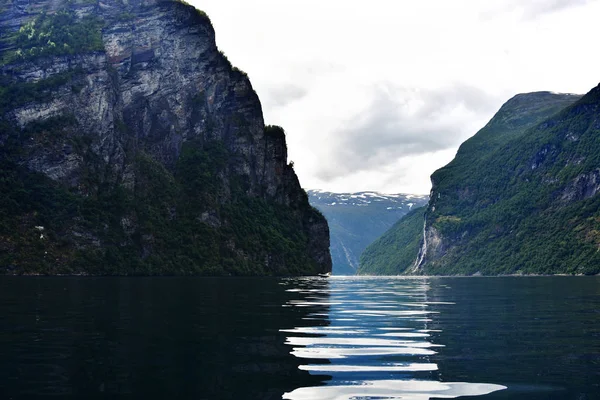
(0, 0, 331, 275)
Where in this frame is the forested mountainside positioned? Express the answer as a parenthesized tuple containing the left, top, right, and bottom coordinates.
(360, 88, 600, 276)
(0, 0, 331, 275)
(358, 206, 426, 275)
(308, 191, 427, 275)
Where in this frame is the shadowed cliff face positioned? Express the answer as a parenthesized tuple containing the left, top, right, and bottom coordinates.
(0, 0, 331, 275)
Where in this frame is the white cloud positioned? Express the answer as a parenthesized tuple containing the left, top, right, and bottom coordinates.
(191, 0, 600, 194)
(312, 83, 501, 182)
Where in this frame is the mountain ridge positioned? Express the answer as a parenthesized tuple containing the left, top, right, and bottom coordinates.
(359, 87, 600, 276)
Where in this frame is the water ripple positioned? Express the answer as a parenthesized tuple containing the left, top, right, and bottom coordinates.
(283, 380, 506, 400)
(280, 276, 506, 400)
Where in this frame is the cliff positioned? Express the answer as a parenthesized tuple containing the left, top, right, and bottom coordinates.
(360, 88, 600, 275)
(0, 0, 331, 275)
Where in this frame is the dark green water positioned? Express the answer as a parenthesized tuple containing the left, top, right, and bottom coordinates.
(0, 276, 598, 399)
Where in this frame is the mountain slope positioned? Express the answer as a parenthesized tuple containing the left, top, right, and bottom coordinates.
(360, 88, 600, 275)
(358, 206, 426, 275)
(308, 191, 427, 275)
(0, 0, 331, 275)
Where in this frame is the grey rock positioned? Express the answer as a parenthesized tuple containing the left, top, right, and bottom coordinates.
(0, 0, 331, 275)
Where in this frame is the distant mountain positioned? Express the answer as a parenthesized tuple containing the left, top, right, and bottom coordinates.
(359, 87, 600, 276)
(308, 190, 428, 275)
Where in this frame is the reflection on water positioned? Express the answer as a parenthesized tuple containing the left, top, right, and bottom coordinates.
(0, 277, 324, 399)
(280, 277, 506, 400)
(1, 276, 598, 399)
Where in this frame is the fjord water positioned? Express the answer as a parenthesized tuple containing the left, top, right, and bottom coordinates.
(0, 277, 598, 399)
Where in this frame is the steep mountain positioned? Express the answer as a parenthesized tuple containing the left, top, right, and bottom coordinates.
(308, 190, 427, 275)
(359, 88, 600, 275)
(0, 0, 331, 275)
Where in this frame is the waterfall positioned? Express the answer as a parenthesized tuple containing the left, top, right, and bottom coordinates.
(411, 216, 428, 273)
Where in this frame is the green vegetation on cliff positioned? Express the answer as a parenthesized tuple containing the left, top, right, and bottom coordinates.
(2, 10, 103, 64)
(0, 70, 81, 111)
(0, 136, 323, 276)
(0, 0, 330, 276)
(361, 88, 600, 275)
(423, 88, 600, 275)
(358, 207, 425, 275)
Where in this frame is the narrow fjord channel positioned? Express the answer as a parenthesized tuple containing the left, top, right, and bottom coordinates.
(0, 276, 598, 399)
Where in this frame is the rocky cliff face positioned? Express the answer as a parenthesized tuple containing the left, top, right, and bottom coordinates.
(0, 0, 331, 275)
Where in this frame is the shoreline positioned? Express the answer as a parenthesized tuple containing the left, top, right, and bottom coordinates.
(1, 272, 598, 278)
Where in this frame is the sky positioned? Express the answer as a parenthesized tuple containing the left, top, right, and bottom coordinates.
(190, 0, 600, 195)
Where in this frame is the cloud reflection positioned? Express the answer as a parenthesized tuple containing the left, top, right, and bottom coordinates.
(280, 277, 506, 400)
(283, 380, 506, 400)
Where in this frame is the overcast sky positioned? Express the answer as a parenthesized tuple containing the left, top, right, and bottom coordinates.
(190, 0, 600, 195)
